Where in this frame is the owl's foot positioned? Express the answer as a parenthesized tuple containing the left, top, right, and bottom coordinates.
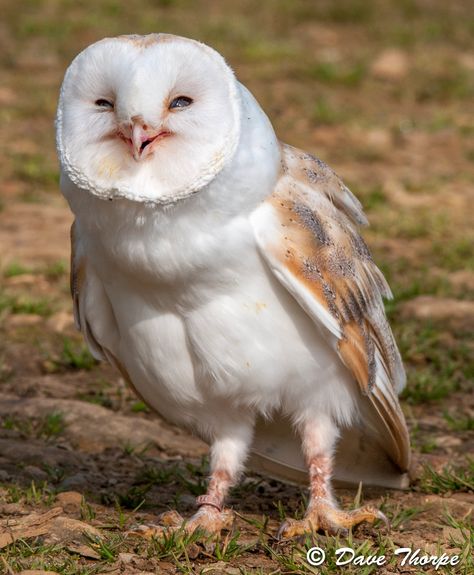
(128, 458, 240, 540)
(277, 498, 389, 539)
(128, 506, 234, 540)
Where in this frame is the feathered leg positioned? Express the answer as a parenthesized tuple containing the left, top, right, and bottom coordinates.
(277, 414, 388, 538)
(130, 423, 252, 539)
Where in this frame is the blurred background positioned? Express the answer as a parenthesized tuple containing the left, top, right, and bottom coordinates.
(0, 1, 472, 573)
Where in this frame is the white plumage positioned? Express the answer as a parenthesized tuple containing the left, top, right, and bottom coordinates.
(57, 33, 410, 537)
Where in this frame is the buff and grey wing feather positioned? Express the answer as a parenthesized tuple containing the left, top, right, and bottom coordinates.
(250, 143, 410, 478)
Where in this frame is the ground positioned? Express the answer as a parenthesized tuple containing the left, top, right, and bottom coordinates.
(0, 1, 473, 574)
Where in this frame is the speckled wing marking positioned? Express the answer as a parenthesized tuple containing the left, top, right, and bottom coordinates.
(251, 143, 410, 470)
(280, 143, 369, 227)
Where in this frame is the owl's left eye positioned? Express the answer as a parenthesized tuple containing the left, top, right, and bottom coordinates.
(95, 99, 114, 110)
(169, 96, 193, 110)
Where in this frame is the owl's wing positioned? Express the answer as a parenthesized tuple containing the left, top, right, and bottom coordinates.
(249, 143, 410, 487)
(70, 220, 106, 360)
(70, 221, 138, 388)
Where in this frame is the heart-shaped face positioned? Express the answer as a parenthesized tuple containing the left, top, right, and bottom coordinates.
(57, 34, 241, 205)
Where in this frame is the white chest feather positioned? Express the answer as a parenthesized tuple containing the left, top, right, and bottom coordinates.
(72, 189, 355, 433)
(63, 85, 356, 434)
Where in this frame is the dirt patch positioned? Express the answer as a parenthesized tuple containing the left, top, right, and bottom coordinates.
(0, 394, 207, 456)
(400, 296, 474, 330)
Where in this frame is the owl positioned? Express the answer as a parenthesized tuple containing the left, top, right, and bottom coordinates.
(56, 33, 410, 538)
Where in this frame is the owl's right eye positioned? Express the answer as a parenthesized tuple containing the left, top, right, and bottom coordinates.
(95, 99, 114, 110)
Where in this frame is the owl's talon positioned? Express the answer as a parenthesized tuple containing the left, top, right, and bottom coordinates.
(126, 523, 166, 539)
(126, 509, 185, 538)
(277, 502, 388, 539)
(185, 505, 234, 535)
(126, 506, 234, 540)
(375, 509, 391, 532)
(277, 518, 316, 540)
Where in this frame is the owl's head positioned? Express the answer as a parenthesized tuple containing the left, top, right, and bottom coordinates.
(57, 34, 241, 204)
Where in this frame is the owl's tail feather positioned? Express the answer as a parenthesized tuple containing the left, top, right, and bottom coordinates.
(248, 409, 411, 490)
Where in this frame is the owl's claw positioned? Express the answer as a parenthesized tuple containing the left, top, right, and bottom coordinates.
(126, 506, 234, 539)
(277, 500, 389, 539)
(184, 506, 234, 535)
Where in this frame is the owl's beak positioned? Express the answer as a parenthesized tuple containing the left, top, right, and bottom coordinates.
(121, 121, 171, 161)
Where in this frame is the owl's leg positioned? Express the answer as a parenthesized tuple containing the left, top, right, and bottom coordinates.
(169, 430, 249, 535)
(130, 423, 252, 539)
(277, 414, 388, 539)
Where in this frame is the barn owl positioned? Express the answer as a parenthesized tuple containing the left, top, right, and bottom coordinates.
(56, 33, 410, 538)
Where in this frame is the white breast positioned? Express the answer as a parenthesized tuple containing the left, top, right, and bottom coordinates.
(64, 85, 356, 437)
(73, 188, 355, 435)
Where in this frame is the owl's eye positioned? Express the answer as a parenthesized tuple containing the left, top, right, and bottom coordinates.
(169, 96, 193, 110)
(95, 99, 114, 110)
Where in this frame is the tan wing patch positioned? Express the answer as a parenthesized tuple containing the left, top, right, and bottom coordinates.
(252, 145, 409, 469)
(258, 144, 406, 398)
(269, 190, 379, 393)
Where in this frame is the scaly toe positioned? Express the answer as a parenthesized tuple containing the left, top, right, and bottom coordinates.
(126, 509, 186, 539)
(326, 504, 390, 532)
(277, 502, 389, 539)
(184, 506, 234, 535)
(126, 507, 234, 540)
(309, 500, 389, 533)
(277, 517, 319, 540)
(126, 522, 168, 539)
